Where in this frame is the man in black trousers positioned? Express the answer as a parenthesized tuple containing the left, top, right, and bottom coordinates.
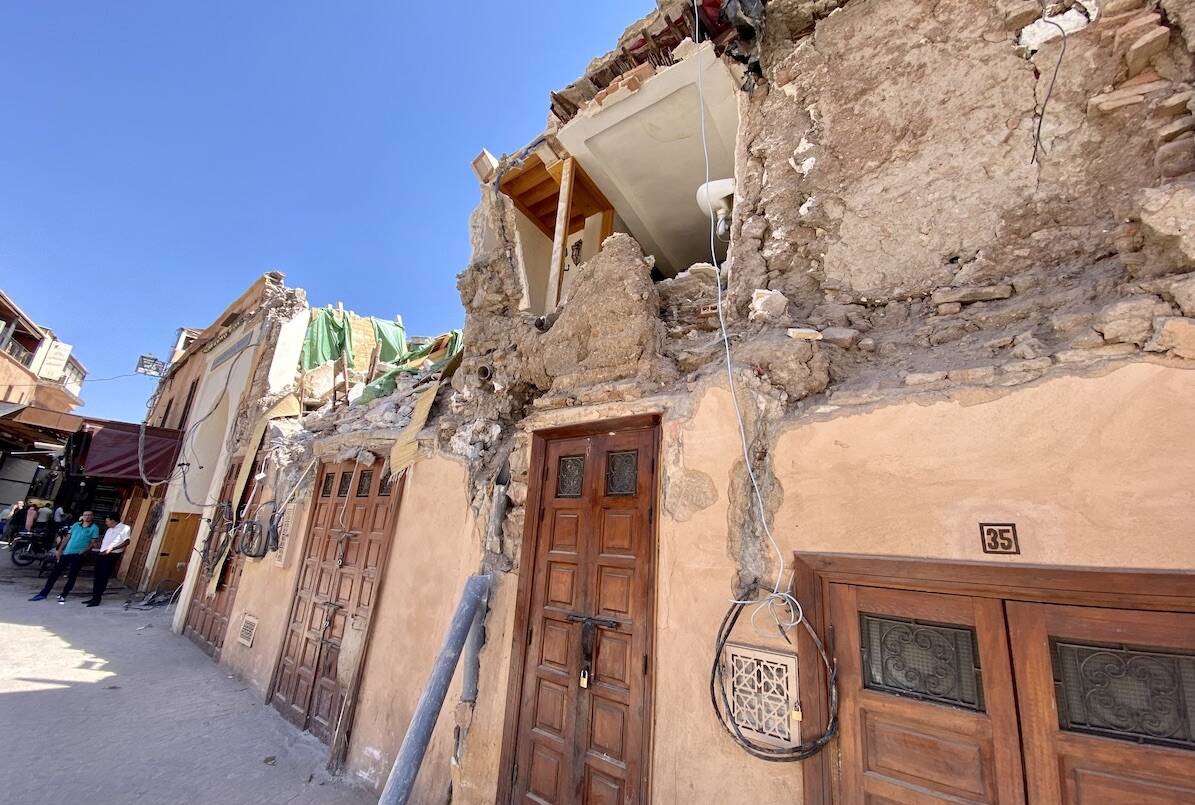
(84, 513, 130, 606)
(30, 511, 98, 603)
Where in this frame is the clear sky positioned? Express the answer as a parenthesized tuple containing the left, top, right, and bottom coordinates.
(0, 1, 650, 422)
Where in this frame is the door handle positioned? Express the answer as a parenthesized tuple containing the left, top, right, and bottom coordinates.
(564, 613, 621, 688)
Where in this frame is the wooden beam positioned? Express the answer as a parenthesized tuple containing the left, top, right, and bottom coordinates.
(522, 177, 560, 208)
(500, 155, 549, 197)
(600, 208, 615, 243)
(545, 157, 575, 313)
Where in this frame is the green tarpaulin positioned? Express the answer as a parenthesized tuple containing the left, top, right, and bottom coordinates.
(300, 307, 354, 371)
(372, 317, 407, 363)
(355, 329, 463, 406)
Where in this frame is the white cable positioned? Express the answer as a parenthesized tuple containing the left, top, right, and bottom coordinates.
(692, 0, 801, 632)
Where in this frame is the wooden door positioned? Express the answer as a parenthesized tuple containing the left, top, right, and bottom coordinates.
(1007, 602, 1195, 803)
(830, 584, 1026, 804)
(122, 491, 162, 588)
(509, 425, 657, 805)
(148, 512, 201, 589)
(184, 462, 245, 657)
(271, 460, 397, 743)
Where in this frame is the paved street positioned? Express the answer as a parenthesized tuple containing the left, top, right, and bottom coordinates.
(0, 555, 373, 805)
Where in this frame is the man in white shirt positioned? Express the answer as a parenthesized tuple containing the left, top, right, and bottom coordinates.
(84, 514, 131, 607)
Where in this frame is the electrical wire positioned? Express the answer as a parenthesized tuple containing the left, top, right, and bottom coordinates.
(692, 0, 799, 628)
(1031, 1, 1068, 165)
(692, 0, 838, 759)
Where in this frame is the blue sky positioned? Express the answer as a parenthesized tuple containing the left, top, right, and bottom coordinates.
(0, 1, 650, 421)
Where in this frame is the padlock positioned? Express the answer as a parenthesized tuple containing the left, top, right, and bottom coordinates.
(790, 702, 803, 723)
(580, 669, 589, 689)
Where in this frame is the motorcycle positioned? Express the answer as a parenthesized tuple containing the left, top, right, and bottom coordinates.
(10, 525, 67, 576)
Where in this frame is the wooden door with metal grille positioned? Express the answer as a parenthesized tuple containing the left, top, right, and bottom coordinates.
(506, 422, 657, 805)
(121, 489, 161, 588)
(830, 584, 1027, 803)
(1007, 602, 1195, 803)
(184, 461, 245, 658)
(270, 459, 397, 743)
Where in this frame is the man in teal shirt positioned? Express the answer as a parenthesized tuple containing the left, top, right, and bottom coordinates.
(30, 510, 99, 603)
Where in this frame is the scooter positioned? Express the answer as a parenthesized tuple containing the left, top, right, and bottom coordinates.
(10, 526, 67, 575)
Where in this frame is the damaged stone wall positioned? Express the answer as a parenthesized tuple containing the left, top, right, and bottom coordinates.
(347, 1, 1195, 798)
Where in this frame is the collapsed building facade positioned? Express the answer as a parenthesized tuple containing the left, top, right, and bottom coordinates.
(141, 1, 1195, 803)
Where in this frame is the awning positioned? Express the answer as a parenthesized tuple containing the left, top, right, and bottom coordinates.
(75, 419, 183, 482)
(0, 403, 83, 450)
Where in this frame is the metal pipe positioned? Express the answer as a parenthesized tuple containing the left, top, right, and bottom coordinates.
(460, 599, 485, 704)
(378, 574, 492, 805)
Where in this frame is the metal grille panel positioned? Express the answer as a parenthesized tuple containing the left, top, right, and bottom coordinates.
(320, 473, 334, 497)
(860, 613, 984, 711)
(336, 471, 353, 497)
(556, 455, 585, 498)
(356, 470, 374, 497)
(725, 644, 799, 748)
(1052, 638, 1195, 750)
(605, 450, 638, 496)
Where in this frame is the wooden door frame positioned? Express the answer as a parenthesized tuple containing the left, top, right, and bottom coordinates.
(792, 551, 1195, 805)
(264, 459, 406, 741)
(496, 413, 661, 804)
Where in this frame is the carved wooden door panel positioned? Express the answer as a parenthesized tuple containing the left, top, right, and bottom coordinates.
(511, 425, 657, 805)
(830, 584, 1026, 804)
(1007, 602, 1195, 803)
(184, 461, 245, 658)
(272, 459, 397, 743)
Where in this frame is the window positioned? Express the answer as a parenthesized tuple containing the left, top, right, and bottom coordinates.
(158, 399, 174, 428)
(355, 470, 374, 497)
(336, 471, 353, 497)
(176, 379, 199, 430)
(1053, 638, 1195, 750)
(556, 455, 585, 498)
(320, 472, 335, 497)
(860, 613, 985, 711)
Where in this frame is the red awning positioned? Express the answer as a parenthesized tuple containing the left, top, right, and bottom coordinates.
(78, 419, 182, 482)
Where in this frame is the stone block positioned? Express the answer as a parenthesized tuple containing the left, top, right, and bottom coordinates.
(1155, 136, 1195, 177)
(1158, 91, 1194, 117)
(930, 285, 1014, 305)
(1144, 316, 1195, 358)
(1003, 1, 1040, 30)
(1003, 357, 1053, 372)
(904, 371, 947, 386)
(1114, 13, 1161, 53)
(1126, 27, 1170, 77)
(1157, 116, 1195, 145)
(786, 327, 822, 340)
(1055, 344, 1139, 363)
(820, 327, 862, 348)
(1096, 296, 1174, 344)
(1170, 274, 1195, 316)
(937, 302, 963, 315)
(1104, 0, 1146, 16)
(749, 289, 789, 322)
(947, 365, 997, 384)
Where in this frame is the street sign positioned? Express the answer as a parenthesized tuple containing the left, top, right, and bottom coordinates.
(136, 355, 166, 377)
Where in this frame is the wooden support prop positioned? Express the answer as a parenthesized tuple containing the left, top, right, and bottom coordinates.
(546, 157, 575, 313)
(600, 208, 615, 244)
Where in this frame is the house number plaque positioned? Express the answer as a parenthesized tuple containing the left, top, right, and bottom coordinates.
(979, 523, 1020, 554)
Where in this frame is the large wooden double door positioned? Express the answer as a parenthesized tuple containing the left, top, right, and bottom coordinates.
(830, 581, 1195, 803)
(271, 459, 397, 743)
(504, 420, 658, 805)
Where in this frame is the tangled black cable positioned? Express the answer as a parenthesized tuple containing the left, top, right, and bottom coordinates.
(710, 583, 839, 761)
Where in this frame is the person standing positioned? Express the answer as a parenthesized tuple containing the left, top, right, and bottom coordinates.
(53, 505, 67, 526)
(29, 511, 99, 603)
(2, 500, 23, 541)
(34, 502, 53, 536)
(24, 501, 38, 533)
(84, 514, 130, 607)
